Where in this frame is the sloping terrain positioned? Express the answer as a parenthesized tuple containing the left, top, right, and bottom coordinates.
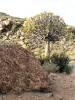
(0, 44, 49, 94)
(0, 12, 24, 45)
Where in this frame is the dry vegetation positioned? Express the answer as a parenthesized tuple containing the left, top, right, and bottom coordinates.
(0, 44, 50, 94)
(0, 12, 75, 100)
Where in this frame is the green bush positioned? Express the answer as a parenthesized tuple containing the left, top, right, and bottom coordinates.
(50, 52, 71, 73)
(39, 56, 59, 74)
(64, 65, 73, 74)
(39, 56, 50, 66)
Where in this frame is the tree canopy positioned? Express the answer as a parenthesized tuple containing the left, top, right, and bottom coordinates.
(23, 12, 66, 57)
(23, 12, 66, 44)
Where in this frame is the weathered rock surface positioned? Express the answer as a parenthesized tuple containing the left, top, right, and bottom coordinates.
(0, 13, 24, 45)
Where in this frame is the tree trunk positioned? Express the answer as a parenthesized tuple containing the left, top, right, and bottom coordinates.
(45, 41, 50, 58)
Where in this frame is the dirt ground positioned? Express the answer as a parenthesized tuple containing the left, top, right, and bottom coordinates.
(0, 73, 75, 100)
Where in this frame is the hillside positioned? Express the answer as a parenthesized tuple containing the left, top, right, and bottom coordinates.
(0, 12, 24, 45)
(0, 12, 75, 59)
(0, 12, 75, 100)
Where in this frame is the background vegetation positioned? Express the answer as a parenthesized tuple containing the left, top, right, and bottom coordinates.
(0, 12, 75, 74)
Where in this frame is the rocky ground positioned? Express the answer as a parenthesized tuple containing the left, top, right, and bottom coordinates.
(0, 73, 75, 100)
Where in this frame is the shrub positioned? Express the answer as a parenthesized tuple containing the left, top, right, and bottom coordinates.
(50, 52, 71, 73)
(39, 56, 59, 74)
(64, 65, 73, 74)
(0, 44, 49, 94)
(43, 63, 59, 74)
(39, 56, 50, 66)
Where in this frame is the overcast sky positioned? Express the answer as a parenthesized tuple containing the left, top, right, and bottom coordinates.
(0, 0, 74, 25)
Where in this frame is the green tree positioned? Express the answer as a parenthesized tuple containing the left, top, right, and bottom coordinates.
(23, 12, 66, 57)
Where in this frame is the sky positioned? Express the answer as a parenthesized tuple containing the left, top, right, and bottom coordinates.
(0, 0, 75, 26)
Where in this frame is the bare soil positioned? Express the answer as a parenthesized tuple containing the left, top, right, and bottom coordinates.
(0, 73, 75, 100)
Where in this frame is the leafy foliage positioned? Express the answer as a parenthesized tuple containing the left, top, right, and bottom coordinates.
(50, 52, 71, 73)
(23, 12, 66, 48)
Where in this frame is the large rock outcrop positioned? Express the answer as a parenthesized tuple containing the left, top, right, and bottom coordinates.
(0, 13, 24, 45)
(0, 44, 49, 94)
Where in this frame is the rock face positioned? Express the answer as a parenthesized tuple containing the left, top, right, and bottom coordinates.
(0, 19, 13, 33)
(0, 16, 23, 34)
(0, 13, 24, 45)
(0, 44, 49, 94)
